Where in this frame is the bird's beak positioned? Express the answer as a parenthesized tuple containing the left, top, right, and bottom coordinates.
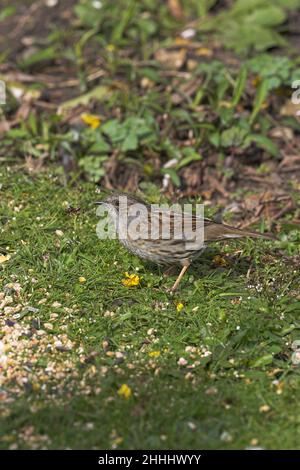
(94, 201, 109, 211)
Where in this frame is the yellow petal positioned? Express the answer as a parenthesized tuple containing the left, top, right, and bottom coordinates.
(122, 272, 141, 287)
(148, 351, 161, 358)
(79, 276, 86, 283)
(81, 113, 101, 129)
(176, 302, 184, 312)
(196, 47, 213, 57)
(117, 383, 132, 399)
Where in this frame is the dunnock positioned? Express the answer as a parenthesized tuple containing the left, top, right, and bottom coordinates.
(97, 193, 274, 291)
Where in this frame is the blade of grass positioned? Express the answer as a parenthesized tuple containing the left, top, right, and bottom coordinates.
(249, 78, 269, 125)
(231, 65, 248, 107)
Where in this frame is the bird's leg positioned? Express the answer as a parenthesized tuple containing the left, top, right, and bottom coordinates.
(170, 262, 190, 292)
(163, 265, 177, 277)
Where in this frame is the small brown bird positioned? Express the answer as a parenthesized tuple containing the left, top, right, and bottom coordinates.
(98, 193, 274, 292)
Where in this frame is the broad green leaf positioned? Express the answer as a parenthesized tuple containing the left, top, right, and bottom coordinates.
(275, 0, 300, 8)
(247, 6, 286, 27)
(121, 132, 138, 152)
(89, 138, 110, 154)
(74, 4, 101, 28)
(101, 119, 124, 142)
(78, 156, 108, 182)
(230, 0, 267, 16)
(198, 0, 295, 54)
(221, 126, 248, 147)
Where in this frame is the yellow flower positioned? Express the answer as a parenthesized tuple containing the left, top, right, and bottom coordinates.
(118, 383, 132, 399)
(122, 272, 141, 287)
(148, 351, 161, 358)
(176, 302, 184, 312)
(0, 254, 11, 264)
(81, 113, 101, 129)
(79, 276, 86, 283)
(213, 255, 230, 267)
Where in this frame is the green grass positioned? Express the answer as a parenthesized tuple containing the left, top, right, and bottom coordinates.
(0, 168, 299, 449)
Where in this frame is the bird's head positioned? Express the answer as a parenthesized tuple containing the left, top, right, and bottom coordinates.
(95, 192, 142, 224)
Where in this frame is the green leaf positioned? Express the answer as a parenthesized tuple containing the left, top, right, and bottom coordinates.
(177, 148, 202, 170)
(230, 0, 267, 16)
(250, 354, 273, 368)
(247, 54, 293, 88)
(245, 134, 279, 157)
(89, 137, 110, 154)
(0, 6, 16, 22)
(247, 6, 286, 26)
(19, 46, 57, 69)
(161, 168, 181, 187)
(121, 132, 138, 152)
(198, 0, 295, 54)
(101, 119, 121, 140)
(231, 65, 248, 107)
(277, 0, 300, 7)
(249, 79, 269, 125)
(221, 126, 248, 147)
(74, 4, 101, 28)
(111, 0, 136, 43)
(78, 156, 108, 182)
(209, 132, 221, 148)
(5, 129, 29, 139)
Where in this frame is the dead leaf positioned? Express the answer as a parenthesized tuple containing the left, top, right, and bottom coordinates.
(167, 0, 183, 19)
(280, 100, 300, 119)
(279, 155, 300, 168)
(154, 48, 186, 70)
(171, 77, 203, 104)
(269, 126, 294, 141)
(0, 254, 11, 264)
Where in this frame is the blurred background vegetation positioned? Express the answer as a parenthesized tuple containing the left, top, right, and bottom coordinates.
(0, 0, 300, 204)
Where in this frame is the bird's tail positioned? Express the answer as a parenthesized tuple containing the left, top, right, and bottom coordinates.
(205, 222, 276, 242)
